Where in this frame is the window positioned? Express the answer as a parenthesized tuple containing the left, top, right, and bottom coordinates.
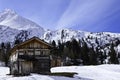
(30, 43, 34, 48)
(41, 51, 43, 55)
(43, 50, 45, 55)
(35, 50, 40, 55)
(27, 52, 33, 55)
(19, 52, 23, 55)
(41, 63, 49, 68)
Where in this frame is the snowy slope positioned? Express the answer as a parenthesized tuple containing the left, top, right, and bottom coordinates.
(0, 25, 44, 43)
(0, 9, 120, 45)
(51, 64, 120, 80)
(1, 65, 120, 80)
(44, 28, 120, 62)
(0, 25, 19, 42)
(0, 64, 120, 80)
(0, 67, 79, 80)
(43, 28, 85, 43)
(44, 28, 120, 46)
(0, 9, 120, 56)
(0, 9, 44, 43)
(0, 9, 43, 30)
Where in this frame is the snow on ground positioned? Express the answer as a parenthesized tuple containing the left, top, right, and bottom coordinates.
(51, 64, 120, 80)
(0, 67, 9, 76)
(0, 67, 79, 80)
(50, 76, 81, 80)
(0, 64, 120, 80)
(5, 74, 54, 80)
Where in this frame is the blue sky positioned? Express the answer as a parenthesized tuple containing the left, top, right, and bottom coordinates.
(0, 0, 120, 32)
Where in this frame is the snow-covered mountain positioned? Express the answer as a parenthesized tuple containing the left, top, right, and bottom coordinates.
(0, 9, 44, 30)
(0, 9, 120, 64)
(0, 9, 120, 52)
(0, 9, 44, 43)
(44, 28, 120, 58)
(44, 28, 120, 46)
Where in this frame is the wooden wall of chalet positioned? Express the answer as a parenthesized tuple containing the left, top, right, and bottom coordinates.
(10, 37, 63, 75)
(19, 61, 32, 74)
(10, 39, 51, 58)
(18, 40, 50, 49)
(10, 38, 53, 75)
(51, 58, 61, 67)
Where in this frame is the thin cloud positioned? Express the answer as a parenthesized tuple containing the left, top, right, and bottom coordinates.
(56, 0, 119, 32)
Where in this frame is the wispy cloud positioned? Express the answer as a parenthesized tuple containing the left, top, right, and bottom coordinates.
(0, 0, 120, 32)
(56, 0, 120, 32)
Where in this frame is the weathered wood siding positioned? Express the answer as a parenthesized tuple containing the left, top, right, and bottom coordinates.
(18, 40, 49, 49)
(10, 37, 53, 75)
(51, 59, 61, 67)
(19, 61, 32, 74)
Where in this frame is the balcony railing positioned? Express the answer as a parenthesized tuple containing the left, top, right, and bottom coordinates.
(18, 55, 50, 61)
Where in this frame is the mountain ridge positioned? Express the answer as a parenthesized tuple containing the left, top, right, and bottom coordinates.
(0, 9, 120, 64)
(0, 9, 45, 43)
(0, 9, 44, 31)
(0, 9, 120, 49)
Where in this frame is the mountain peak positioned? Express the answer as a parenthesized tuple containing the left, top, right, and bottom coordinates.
(3, 8, 16, 14)
(0, 8, 17, 24)
(0, 8, 16, 17)
(0, 9, 44, 31)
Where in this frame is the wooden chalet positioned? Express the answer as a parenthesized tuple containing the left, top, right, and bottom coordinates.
(9, 37, 55, 75)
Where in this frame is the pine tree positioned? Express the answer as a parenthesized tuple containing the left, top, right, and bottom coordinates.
(71, 39, 81, 65)
(61, 30, 64, 43)
(51, 40, 58, 56)
(51, 40, 56, 47)
(95, 37, 99, 45)
(81, 41, 90, 65)
(0, 42, 5, 62)
(98, 51, 104, 64)
(89, 46, 98, 65)
(58, 40, 64, 57)
(71, 39, 79, 58)
(0, 42, 11, 66)
(4, 42, 11, 66)
(65, 41, 72, 58)
(109, 43, 119, 64)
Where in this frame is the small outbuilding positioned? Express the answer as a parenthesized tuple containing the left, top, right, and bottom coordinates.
(9, 37, 56, 75)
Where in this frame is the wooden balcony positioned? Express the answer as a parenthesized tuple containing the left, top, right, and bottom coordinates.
(18, 55, 50, 61)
